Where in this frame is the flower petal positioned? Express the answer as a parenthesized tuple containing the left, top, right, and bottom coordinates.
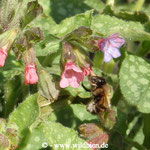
(70, 76, 80, 88)
(60, 61, 84, 88)
(109, 33, 125, 48)
(108, 33, 118, 38)
(107, 47, 121, 58)
(76, 72, 84, 82)
(65, 62, 82, 73)
(72, 64, 83, 73)
(104, 52, 112, 62)
(60, 77, 70, 88)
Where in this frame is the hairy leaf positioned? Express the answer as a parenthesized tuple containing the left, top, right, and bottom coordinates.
(43, 121, 91, 150)
(120, 55, 150, 113)
(21, 1, 43, 29)
(92, 14, 150, 41)
(50, 10, 93, 37)
(48, 104, 98, 129)
(8, 93, 39, 138)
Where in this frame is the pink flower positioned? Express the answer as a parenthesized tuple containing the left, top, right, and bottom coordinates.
(60, 62, 84, 88)
(0, 48, 8, 67)
(98, 33, 125, 62)
(24, 64, 38, 85)
(83, 67, 92, 76)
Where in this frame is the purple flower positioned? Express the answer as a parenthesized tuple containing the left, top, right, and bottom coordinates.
(98, 33, 125, 62)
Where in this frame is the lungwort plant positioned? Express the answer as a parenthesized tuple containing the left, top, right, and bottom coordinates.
(0, 0, 150, 150)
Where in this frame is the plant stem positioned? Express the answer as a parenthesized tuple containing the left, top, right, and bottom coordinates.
(103, 60, 115, 74)
(143, 114, 150, 149)
(135, 0, 145, 11)
(124, 136, 146, 150)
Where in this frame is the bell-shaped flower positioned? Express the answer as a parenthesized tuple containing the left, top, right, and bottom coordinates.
(0, 48, 8, 67)
(98, 33, 125, 62)
(60, 62, 84, 88)
(24, 64, 38, 85)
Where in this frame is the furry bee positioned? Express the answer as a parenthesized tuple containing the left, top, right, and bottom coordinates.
(84, 76, 112, 114)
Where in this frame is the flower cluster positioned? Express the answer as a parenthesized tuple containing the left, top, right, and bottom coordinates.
(60, 33, 125, 88)
(0, 32, 124, 87)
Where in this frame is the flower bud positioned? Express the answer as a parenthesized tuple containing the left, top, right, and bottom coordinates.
(24, 63, 38, 85)
(0, 29, 18, 51)
(73, 46, 92, 70)
(61, 42, 76, 69)
(82, 67, 93, 76)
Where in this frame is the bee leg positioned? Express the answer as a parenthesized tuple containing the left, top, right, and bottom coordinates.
(82, 83, 91, 92)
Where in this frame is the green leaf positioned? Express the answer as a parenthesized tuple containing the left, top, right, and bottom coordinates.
(48, 104, 98, 129)
(93, 51, 103, 69)
(25, 27, 44, 43)
(83, 0, 105, 11)
(64, 26, 92, 41)
(64, 85, 91, 99)
(43, 121, 91, 150)
(0, 0, 22, 31)
(92, 14, 150, 41)
(119, 55, 150, 113)
(136, 41, 150, 57)
(116, 110, 128, 136)
(126, 115, 144, 150)
(14, 27, 44, 59)
(0, 54, 23, 81)
(8, 93, 39, 138)
(143, 5, 150, 16)
(50, 10, 93, 37)
(102, 5, 149, 23)
(36, 61, 60, 101)
(35, 34, 60, 57)
(19, 125, 45, 150)
(4, 76, 22, 118)
(38, 0, 51, 16)
(21, 1, 43, 29)
(63, 26, 99, 53)
(30, 14, 56, 36)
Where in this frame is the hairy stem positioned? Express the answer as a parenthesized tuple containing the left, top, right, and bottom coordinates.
(135, 0, 145, 11)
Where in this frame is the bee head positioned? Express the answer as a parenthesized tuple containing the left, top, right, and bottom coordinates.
(89, 76, 106, 87)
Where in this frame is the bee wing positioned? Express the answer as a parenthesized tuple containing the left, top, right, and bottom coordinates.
(97, 95, 109, 111)
(96, 84, 111, 112)
(103, 83, 111, 107)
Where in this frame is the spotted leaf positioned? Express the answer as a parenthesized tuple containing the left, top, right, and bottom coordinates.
(119, 55, 150, 113)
